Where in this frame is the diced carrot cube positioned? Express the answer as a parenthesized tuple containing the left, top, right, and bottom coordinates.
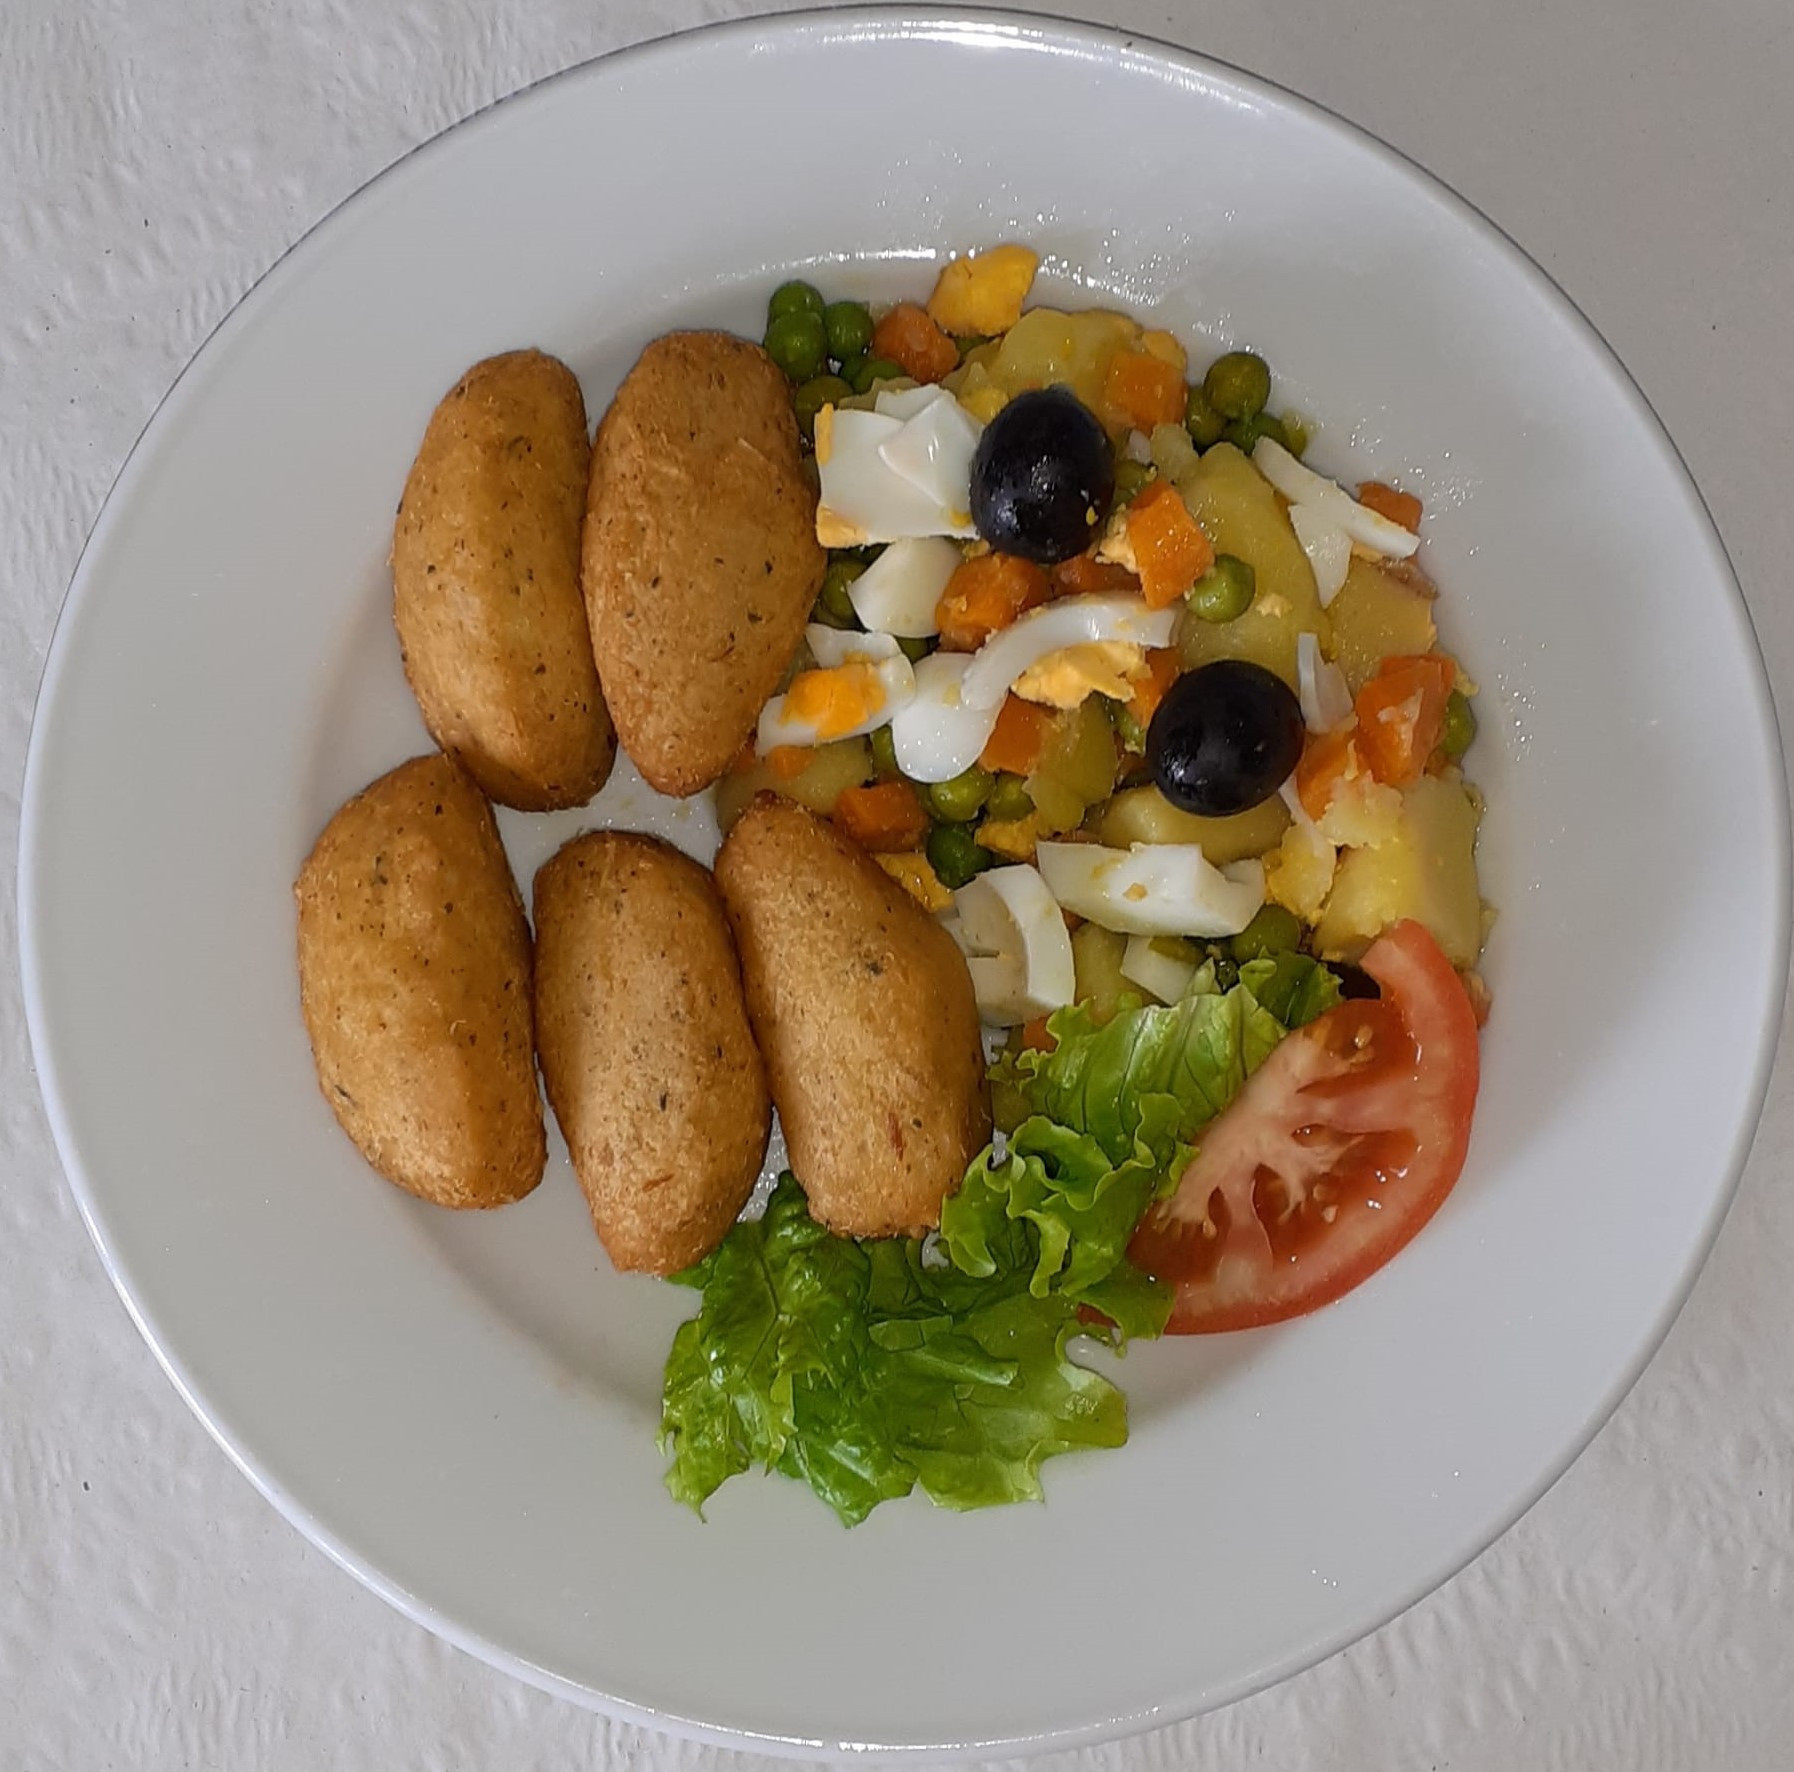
(935, 552, 1052, 651)
(1051, 551, 1141, 597)
(1125, 481, 1216, 610)
(978, 693, 1055, 776)
(766, 745, 812, 779)
(1126, 648, 1182, 730)
(832, 779, 931, 853)
(869, 302, 959, 384)
(1356, 481, 1423, 533)
(1354, 654, 1454, 785)
(1102, 350, 1187, 431)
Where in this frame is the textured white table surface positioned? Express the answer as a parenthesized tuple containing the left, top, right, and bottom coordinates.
(4, 1, 1791, 1765)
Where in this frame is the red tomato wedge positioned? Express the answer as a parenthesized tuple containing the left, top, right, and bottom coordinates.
(1128, 920, 1479, 1333)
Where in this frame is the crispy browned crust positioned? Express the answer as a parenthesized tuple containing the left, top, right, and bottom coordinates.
(394, 350, 616, 811)
(713, 796, 989, 1238)
(583, 332, 823, 797)
(532, 830, 770, 1274)
(294, 753, 545, 1207)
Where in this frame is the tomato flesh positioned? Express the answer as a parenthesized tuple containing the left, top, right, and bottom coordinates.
(1128, 919, 1479, 1332)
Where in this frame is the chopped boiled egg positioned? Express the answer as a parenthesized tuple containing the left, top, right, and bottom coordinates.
(814, 394, 982, 546)
(946, 863, 1076, 1025)
(960, 594, 1178, 710)
(889, 651, 1003, 782)
(757, 652, 915, 753)
(1012, 640, 1147, 709)
(1287, 501, 1353, 606)
(877, 389, 982, 524)
(872, 384, 942, 422)
(1036, 840, 1266, 938)
(804, 624, 905, 668)
(1120, 934, 1198, 1004)
(1297, 630, 1354, 733)
(846, 536, 961, 638)
(1253, 436, 1419, 609)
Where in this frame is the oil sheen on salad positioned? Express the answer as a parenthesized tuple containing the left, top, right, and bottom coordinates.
(661, 244, 1489, 1526)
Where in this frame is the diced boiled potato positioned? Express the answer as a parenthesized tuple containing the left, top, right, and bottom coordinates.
(1173, 443, 1328, 685)
(713, 736, 873, 832)
(1026, 699, 1120, 834)
(1314, 772, 1484, 967)
(1096, 784, 1290, 863)
(1327, 558, 1439, 693)
(1070, 921, 1132, 1021)
(1263, 818, 1337, 923)
(952, 307, 1143, 433)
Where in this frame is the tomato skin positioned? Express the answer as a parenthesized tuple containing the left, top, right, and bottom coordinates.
(1128, 920, 1479, 1333)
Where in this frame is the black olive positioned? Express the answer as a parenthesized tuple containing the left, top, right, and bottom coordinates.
(1146, 660, 1305, 818)
(969, 387, 1114, 564)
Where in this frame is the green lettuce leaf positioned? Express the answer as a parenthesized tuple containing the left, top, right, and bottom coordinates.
(1237, 951, 1344, 1030)
(660, 1175, 1127, 1526)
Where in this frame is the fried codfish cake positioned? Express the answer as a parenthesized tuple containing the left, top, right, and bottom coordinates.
(533, 831, 770, 1274)
(393, 349, 615, 811)
(295, 752, 545, 1207)
(583, 332, 823, 796)
(714, 796, 989, 1238)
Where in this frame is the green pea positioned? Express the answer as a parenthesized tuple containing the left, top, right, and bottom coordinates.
(922, 765, 995, 824)
(1188, 553, 1256, 624)
(1203, 351, 1272, 423)
(1279, 413, 1311, 458)
(765, 310, 827, 383)
(986, 773, 1034, 822)
(814, 557, 865, 627)
(823, 300, 874, 363)
(956, 333, 994, 363)
(847, 354, 904, 395)
(927, 822, 994, 890)
(868, 723, 900, 780)
(1223, 412, 1293, 456)
(1230, 903, 1303, 962)
(768, 279, 825, 322)
(1184, 382, 1227, 447)
(1112, 458, 1154, 510)
(1440, 689, 1477, 759)
(792, 373, 851, 442)
(895, 634, 932, 663)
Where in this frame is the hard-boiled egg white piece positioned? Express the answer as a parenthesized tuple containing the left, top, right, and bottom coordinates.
(960, 595, 1178, 709)
(947, 864, 1076, 1025)
(889, 651, 1003, 783)
(1297, 630, 1355, 732)
(1252, 437, 1420, 560)
(804, 623, 905, 668)
(846, 537, 961, 638)
(878, 390, 982, 523)
(873, 383, 943, 422)
(1287, 501, 1353, 606)
(1036, 840, 1266, 938)
(756, 654, 915, 752)
(815, 405, 977, 546)
(1121, 934, 1198, 1004)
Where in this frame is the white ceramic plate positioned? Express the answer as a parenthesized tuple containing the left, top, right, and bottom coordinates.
(19, 9, 1789, 1758)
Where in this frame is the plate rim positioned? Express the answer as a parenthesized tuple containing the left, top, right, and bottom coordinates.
(17, 5, 1792, 1758)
